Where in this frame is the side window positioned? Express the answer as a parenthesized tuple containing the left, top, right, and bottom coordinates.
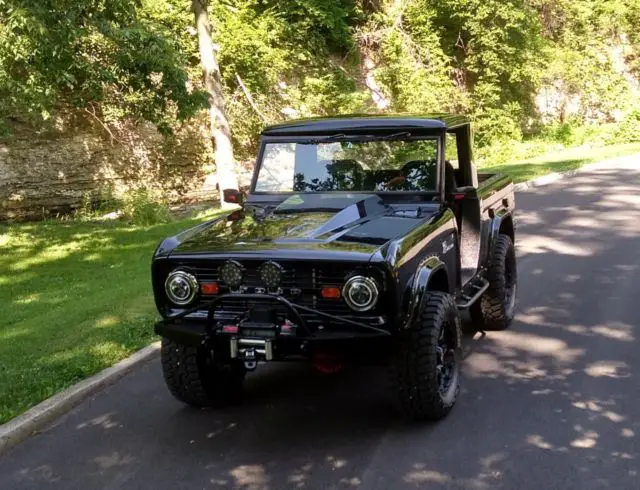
(444, 132, 460, 192)
(445, 133, 459, 168)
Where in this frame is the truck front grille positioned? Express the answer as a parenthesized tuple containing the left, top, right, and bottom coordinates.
(171, 259, 385, 328)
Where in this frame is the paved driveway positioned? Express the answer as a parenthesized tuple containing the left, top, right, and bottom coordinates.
(2, 157, 640, 489)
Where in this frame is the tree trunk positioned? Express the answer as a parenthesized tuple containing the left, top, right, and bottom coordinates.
(192, 0, 238, 208)
(363, 53, 390, 110)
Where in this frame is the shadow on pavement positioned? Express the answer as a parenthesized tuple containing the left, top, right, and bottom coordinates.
(3, 159, 640, 489)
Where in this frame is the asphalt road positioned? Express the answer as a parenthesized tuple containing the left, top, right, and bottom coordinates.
(2, 157, 640, 489)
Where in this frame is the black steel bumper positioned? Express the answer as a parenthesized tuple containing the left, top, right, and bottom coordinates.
(155, 319, 208, 347)
(155, 293, 391, 346)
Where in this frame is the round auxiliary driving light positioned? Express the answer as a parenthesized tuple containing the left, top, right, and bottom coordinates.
(259, 261, 284, 289)
(219, 260, 244, 288)
(165, 270, 198, 306)
(342, 276, 379, 312)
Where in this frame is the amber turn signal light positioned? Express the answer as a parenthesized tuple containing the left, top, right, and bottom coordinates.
(320, 286, 341, 299)
(200, 282, 220, 295)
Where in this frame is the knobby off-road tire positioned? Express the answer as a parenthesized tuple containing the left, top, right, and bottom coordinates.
(161, 338, 246, 407)
(479, 234, 517, 331)
(391, 291, 462, 421)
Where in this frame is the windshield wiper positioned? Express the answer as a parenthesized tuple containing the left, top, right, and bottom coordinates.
(298, 132, 413, 144)
(298, 133, 348, 144)
(379, 131, 412, 140)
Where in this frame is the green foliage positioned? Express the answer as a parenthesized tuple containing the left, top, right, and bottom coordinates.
(432, 0, 543, 138)
(72, 185, 119, 222)
(480, 142, 640, 182)
(476, 110, 640, 167)
(209, 0, 368, 159)
(120, 188, 172, 225)
(0, 212, 226, 423)
(0, 0, 207, 130)
(120, 188, 171, 225)
(2, 0, 640, 172)
(530, 0, 638, 122)
(611, 109, 640, 143)
(359, 0, 640, 146)
(371, 1, 460, 114)
(73, 186, 171, 226)
(540, 122, 577, 146)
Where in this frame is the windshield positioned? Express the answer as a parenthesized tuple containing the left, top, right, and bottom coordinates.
(253, 138, 439, 193)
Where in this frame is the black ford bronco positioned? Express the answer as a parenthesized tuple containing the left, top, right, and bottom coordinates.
(152, 114, 517, 420)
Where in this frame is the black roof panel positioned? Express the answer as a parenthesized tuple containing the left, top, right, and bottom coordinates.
(261, 113, 470, 136)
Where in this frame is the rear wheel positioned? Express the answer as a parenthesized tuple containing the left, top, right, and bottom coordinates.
(390, 292, 461, 421)
(161, 338, 246, 407)
(478, 234, 517, 330)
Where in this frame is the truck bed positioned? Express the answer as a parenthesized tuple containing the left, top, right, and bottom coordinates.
(477, 172, 496, 184)
(458, 171, 515, 286)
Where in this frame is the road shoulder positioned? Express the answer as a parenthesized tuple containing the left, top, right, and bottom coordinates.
(0, 342, 160, 456)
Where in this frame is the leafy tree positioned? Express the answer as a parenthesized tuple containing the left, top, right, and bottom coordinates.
(0, 0, 206, 133)
(3, 0, 640, 210)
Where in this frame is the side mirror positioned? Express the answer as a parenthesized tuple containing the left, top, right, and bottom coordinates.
(227, 209, 245, 222)
(223, 188, 243, 205)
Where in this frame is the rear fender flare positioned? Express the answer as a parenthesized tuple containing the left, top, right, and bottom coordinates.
(402, 256, 449, 331)
(488, 210, 514, 256)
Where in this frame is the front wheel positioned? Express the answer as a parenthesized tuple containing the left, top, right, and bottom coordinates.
(160, 338, 246, 407)
(390, 291, 462, 421)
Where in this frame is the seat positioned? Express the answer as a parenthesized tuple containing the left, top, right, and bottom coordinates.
(399, 160, 438, 191)
(444, 161, 458, 194)
(324, 160, 364, 191)
(292, 159, 363, 191)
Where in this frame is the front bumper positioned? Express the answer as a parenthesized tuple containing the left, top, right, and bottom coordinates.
(155, 318, 208, 347)
(155, 293, 391, 354)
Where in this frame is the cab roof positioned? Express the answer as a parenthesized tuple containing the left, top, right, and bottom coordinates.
(261, 113, 470, 137)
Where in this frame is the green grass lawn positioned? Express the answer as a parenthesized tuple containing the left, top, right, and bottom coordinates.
(0, 212, 221, 424)
(479, 142, 640, 183)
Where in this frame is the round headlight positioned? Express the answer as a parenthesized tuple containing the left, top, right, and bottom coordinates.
(219, 260, 244, 288)
(342, 276, 379, 312)
(259, 261, 284, 289)
(165, 270, 198, 306)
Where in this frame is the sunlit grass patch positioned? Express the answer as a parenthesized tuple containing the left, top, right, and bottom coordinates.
(0, 209, 224, 423)
(479, 143, 640, 183)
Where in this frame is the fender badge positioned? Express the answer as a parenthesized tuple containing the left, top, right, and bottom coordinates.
(442, 240, 454, 255)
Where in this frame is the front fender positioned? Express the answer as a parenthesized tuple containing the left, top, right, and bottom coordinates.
(402, 256, 448, 330)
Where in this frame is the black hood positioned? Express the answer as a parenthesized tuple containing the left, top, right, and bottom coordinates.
(160, 194, 439, 259)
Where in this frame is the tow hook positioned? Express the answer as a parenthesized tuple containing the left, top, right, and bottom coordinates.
(243, 348, 258, 371)
(229, 338, 273, 370)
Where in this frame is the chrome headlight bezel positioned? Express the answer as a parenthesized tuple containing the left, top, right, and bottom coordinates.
(164, 270, 198, 306)
(342, 276, 379, 312)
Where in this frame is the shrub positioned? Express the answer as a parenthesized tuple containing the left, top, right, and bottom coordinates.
(73, 185, 121, 222)
(475, 137, 564, 166)
(120, 188, 171, 226)
(610, 110, 640, 144)
(540, 122, 575, 146)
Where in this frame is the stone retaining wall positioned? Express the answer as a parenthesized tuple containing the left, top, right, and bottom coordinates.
(0, 115, 216, 220)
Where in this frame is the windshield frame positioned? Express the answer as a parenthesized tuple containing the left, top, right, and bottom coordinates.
(249, 133, 445, 199)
